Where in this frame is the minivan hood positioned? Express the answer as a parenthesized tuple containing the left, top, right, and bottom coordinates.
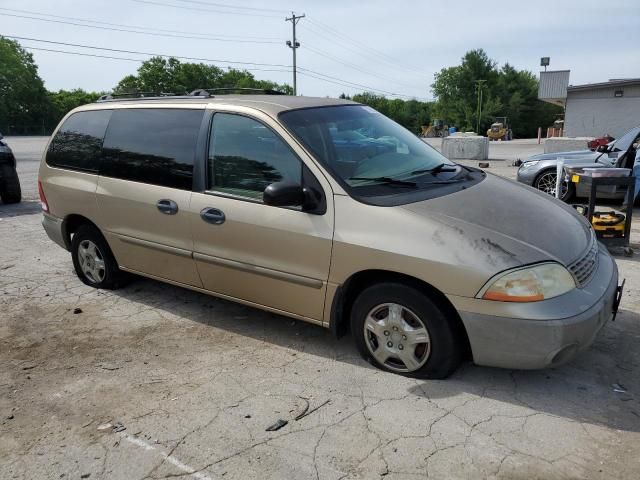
(401, 174, 592, 267)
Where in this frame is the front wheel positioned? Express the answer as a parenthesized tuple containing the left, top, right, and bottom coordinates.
(350, 283, 463, 379)
(534, 169, 574, 202)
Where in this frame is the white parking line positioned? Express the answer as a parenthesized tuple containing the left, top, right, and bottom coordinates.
(123, 435, 214, 480)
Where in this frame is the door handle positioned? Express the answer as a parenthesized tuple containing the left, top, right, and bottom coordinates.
(156, 199, 178, 215)
(200, 207, 225, 225)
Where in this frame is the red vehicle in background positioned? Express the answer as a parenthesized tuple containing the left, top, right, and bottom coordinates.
(588, 134, 615, 151)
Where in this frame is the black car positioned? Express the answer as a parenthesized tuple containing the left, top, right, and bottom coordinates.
(0, 133, 21, 204)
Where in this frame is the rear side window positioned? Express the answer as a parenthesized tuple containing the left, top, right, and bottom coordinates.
(46, 110, 111, 172)
(101, 108, 204, 190)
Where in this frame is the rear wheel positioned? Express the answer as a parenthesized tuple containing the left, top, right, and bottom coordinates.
(534, 169, 574, 202)
(71, 224, 128, 289)
(0, 165, 21, 204)
(350, 282, 463, 379)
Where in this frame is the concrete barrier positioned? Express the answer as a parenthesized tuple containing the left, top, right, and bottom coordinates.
(544, 137, 593, 153)
(441, 135, 489, 160)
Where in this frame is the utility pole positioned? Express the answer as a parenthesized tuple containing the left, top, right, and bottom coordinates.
(475, 79, 487, 134)
(285, 12, 305, 95)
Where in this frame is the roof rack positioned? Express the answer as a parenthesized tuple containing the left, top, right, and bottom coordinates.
(189, 88, 287, 97)
(95, 87, 288, 103)
(97, 92, 182, 102)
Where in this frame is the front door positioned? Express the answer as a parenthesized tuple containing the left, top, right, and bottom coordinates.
(96, 107, 204, 287)
(189, 109, 334, 321)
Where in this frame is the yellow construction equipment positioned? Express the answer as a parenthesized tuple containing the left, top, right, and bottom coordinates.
(487, 116, 513, 141)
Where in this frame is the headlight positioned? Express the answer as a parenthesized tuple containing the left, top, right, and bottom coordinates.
(479, 263, 576, 302)
(521, 160, 539, 169)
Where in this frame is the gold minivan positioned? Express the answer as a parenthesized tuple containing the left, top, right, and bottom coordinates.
(39, 91, 622, 378)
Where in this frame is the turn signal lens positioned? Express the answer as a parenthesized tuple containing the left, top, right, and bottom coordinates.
(481, 263, 576, 302)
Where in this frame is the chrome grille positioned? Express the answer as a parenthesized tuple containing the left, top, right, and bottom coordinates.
(568, 235, 598, 287)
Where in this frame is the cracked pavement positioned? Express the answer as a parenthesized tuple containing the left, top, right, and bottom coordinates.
(1, 137, 640, 479)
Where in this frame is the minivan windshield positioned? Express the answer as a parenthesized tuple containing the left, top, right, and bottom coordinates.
(280, 105, 457, 191)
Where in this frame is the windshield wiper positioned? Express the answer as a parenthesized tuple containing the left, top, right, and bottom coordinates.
(349, 176, 417, 187)
(411, 163, 458, 175)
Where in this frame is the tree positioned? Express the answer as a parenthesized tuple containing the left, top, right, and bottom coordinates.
(432, 49, 502, 133)
(432, 49, 561, 137)
(0, 36, 49, 134)
(46, 89, 102, 130)
(113, 56, 292, 95)
(352, 93, 434, 133)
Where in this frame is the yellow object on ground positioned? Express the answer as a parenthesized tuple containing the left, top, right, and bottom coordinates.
(592, 211, 626, 239)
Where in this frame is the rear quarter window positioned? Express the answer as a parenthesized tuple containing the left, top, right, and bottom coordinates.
(100, 108, 204, 190)
(46, 110, 112, 172)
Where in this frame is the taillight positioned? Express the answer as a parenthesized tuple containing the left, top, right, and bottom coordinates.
(38, 180, 49, 213)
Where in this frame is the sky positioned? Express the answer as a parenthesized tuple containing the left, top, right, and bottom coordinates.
(1, 0, 639, 100)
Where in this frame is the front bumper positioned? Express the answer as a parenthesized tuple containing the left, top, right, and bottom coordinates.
(42, 212, 68, 250)
(451, 245, 620, 369)
(516, 165, 538, 186)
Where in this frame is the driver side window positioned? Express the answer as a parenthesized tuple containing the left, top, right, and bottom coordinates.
(207, 113, 302, 200)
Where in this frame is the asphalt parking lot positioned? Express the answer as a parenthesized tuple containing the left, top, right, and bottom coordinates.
(2, 137, 640, 480)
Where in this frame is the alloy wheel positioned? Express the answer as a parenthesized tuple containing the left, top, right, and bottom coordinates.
(536, 171, 568, 199)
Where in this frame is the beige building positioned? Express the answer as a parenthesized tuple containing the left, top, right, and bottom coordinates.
(539, 72, 640, 138)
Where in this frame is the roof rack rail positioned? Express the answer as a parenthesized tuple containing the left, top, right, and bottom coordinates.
(97, 92, 182, 102)
(189, 88, 287, 97)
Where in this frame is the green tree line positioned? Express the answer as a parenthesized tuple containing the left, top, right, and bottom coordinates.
(1, 36, 558, 137)
(0, 36, 292, 135)
(431, 49, 561, 137)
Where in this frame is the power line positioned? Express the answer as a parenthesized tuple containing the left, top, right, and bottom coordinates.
(303, 23, 408, 74)
(4, 35, 292, 68)
(303, 21, 428, 79)
(24, 46, 143, 62)
(0, 11, 282, 44)
(297, 68, 427, 100)
(132, 0, 283, 18)
(0, 7, 282, 40)
(303, 43, 426, 92)
(165, 0, 289, 14)
(306, 17, 427, 76)
(21, 41, 424, 99)
(21, 45, 291, 74)
(296, 71, 420, 100)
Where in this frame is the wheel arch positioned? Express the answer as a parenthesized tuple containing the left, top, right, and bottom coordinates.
(62, 214, 102, 250)
(533, 166, 574, 200)
(533, 166, 557, 184)
(329, 269, 472, 359)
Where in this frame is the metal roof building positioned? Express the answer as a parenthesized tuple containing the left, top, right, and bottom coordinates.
(539, 73, 640, 138)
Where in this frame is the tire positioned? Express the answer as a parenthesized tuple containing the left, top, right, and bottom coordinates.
(0, 164, 21, 204)
(350, 282, 463, 379)
(534, 169, 574, 202)
(71, 224, 128, 289)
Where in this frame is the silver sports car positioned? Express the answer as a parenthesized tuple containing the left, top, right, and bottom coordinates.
(517, 126, 640, 201)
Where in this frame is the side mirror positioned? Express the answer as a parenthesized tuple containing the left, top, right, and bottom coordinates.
(597, 144, 608, 153)
(263, 181, 305, 207)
